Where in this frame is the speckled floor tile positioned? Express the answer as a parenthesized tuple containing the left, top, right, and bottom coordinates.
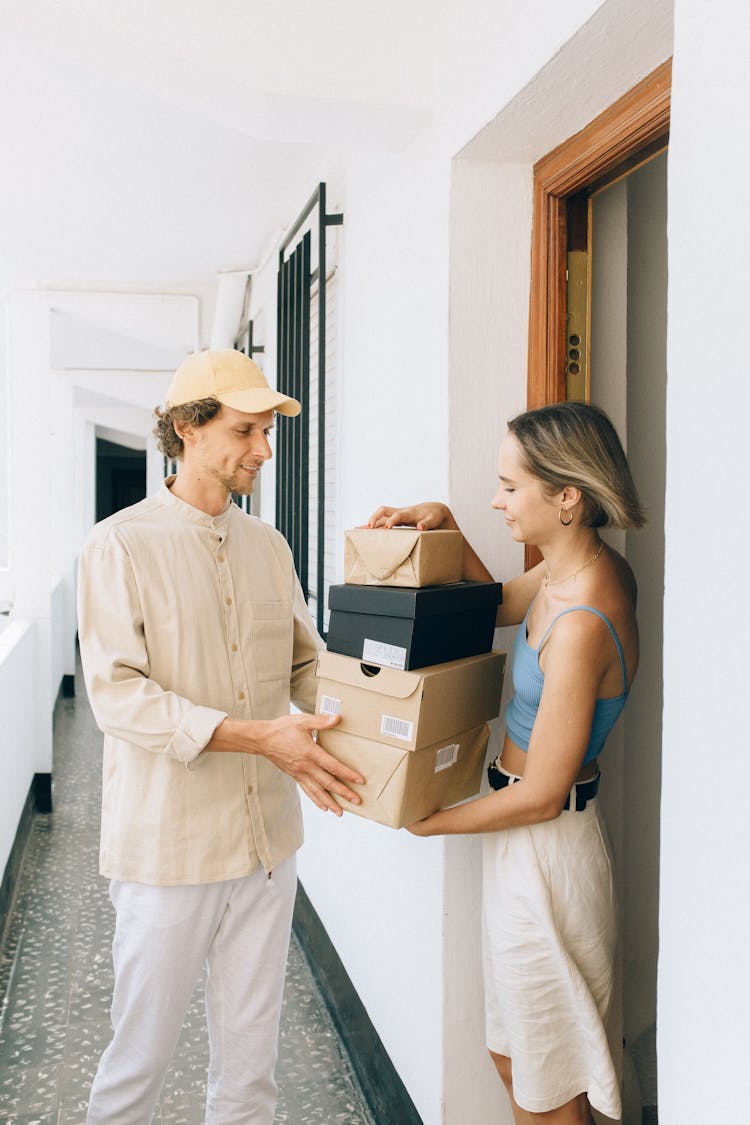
(0, 662, 375, 1125)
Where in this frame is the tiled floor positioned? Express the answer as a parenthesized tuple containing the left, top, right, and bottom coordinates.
(0, 675, 375, 1125)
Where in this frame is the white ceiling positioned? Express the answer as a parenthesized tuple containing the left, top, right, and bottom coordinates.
(0, 0, 437, 292)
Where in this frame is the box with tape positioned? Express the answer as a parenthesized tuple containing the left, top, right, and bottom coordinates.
(316, 722, 492, 829)
(326, 580, 502, 670)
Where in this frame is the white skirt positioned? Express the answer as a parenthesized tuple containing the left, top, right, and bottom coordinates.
(482, 780, 621, 1119)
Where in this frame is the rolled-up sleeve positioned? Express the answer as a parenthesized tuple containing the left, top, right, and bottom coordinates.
(78, 538, 227, 763)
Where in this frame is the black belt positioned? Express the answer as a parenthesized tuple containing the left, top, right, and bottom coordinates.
(487, 761, 601, 812)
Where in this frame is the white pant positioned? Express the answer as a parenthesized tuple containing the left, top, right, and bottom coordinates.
(87, 856, 297, 1125)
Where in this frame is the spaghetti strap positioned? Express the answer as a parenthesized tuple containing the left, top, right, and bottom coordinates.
(522, 592, 539, 635)
(537, 605, 628, 693)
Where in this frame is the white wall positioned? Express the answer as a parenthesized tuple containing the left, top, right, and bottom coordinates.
(0, 304, 9, 586)
(280, 4, 678, 1121)
(239, 151, 457, 1119)
(445, 158, 532, 1124)
(51, 577, 67, 704)
(1, 287, 204, 898)
(660, 2, 750, 1121)
(0, 621, 36, 878)
(293, 151, 453, 1123)
(6, 291, 56, 775)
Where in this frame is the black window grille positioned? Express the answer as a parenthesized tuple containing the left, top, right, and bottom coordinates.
(276, 183, 343, 637)
(233, 320, 264, 516)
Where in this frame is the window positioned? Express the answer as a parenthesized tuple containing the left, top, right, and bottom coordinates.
(276, 183, 343, 637)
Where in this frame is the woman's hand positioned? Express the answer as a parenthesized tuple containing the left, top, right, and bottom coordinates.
(367, 502, 458, 532)
(367, 502, 496, 584)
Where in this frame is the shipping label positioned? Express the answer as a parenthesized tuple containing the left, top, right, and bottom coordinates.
(362, 638, 408, 671)
(320, 695, 342, 716)
(434, 743, 459, 772)
(380, 714, 414, 742)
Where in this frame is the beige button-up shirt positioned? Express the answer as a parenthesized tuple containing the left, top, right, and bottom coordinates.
(77, 480, 321, 886)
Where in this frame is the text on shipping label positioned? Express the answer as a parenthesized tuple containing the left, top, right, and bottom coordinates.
(320, 695, 342, 716)
(434, 743, 459, 773)
(362, 638, 408, 671)
(380, 714, 414, 742)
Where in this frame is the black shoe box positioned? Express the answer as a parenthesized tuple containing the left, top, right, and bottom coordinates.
(326, 580, 502, 670)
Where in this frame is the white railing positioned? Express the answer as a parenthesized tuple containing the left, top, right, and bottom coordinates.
(0, 574, 76, 883)
(0, 619, 37, 880)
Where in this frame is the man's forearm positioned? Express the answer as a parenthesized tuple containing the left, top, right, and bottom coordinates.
(205, 716, 271, 755)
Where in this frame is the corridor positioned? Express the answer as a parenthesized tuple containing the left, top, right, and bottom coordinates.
(0, 669, 375, 1124)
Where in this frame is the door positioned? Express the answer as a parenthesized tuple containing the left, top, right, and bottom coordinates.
(590, 151, 667, 1125)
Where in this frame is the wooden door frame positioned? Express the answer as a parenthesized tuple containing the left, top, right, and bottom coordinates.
(527, 59, 672, 410)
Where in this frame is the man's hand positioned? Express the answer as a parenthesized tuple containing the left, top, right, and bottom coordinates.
(258, 713, 365, 815)
(366, 503, 458, 532)
(208, 713, 365, 816)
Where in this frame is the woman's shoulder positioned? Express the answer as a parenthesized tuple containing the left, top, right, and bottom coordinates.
(540, 546, 637, 644)
(549, 547, 639, 686)
(604, 545, 638, 610)
(557, 546, 637, 637)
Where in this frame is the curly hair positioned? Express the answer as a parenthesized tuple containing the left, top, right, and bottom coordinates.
(153, 398, 222, 460)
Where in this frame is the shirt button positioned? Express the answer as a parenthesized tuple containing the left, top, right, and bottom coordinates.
(218, 552, 225, 563)
(226, 596, 232, 606)
(246, 784, 253, 795)
(238, 690, 245, 701)
(231, 643, 238, 653)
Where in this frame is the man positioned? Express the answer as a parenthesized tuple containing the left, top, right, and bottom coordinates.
(78, 348, 363, 1124)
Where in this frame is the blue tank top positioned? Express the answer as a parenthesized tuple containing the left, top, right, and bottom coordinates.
(504, 601, 629, 765)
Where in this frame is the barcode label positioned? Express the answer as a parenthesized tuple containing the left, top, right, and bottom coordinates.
(380, 714, 414, 742)
(435, 743, 459, 773)
(362, 638, 407, 670)
(320, 695, 342, 716)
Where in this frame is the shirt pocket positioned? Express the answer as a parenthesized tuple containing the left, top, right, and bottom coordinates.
(252, 601, 293, 682)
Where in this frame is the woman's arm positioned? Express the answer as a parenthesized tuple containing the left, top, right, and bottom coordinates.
(496, 561, 545, 627)
(367, 502, 545, 625)
(407, 613, 609, 836)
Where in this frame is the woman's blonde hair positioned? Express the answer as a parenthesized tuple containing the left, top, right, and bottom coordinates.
(508, 401, 646, 529)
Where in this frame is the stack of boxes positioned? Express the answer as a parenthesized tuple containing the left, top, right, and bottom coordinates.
(315, 527, 506, 828)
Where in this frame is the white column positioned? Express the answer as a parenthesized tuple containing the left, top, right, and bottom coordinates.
(6, 289, 55, 773)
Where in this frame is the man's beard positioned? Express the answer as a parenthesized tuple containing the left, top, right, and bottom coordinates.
(212, 467, 257, 496)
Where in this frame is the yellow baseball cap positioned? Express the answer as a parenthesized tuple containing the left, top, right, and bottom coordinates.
(166, 349, 301, 417)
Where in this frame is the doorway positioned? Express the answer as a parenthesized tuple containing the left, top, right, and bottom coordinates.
(95, 438, 147, 521)
(591, 151, 667, 1125)
(526, 64, 670, 1124)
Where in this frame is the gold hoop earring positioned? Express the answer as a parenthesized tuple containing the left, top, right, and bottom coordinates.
(559, 507, 574, 526)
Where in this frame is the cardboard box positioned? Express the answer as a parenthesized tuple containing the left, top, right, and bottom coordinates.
(326, 580, 502, 670)
(317, 723, 491, 828)
(344, 527, 463, 587)
(315, 649, 506, 752)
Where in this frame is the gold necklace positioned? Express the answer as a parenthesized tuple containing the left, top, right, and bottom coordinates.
(544, 541, 604, 588)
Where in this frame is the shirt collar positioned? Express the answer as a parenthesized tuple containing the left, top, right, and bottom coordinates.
(159, 476, 234, 532)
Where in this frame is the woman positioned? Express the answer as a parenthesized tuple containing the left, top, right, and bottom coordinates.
(368, 402, 645, 1125)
